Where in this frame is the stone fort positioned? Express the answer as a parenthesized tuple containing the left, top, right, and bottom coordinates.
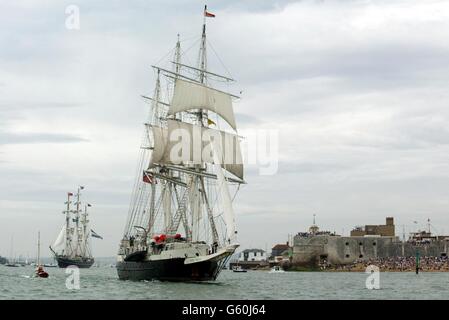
(291, 217, 449, 267)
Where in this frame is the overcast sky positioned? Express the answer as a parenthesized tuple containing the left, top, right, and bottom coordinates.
(2, 0, 449, 258)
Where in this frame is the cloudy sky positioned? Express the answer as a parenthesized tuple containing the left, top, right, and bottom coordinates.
(1, 0, 449, 258)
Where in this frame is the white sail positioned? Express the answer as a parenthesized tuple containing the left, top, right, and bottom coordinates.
(52, 226, 66, 254)
(169, 79, 237, 130)
(211, 139, 236, 244)
(148, 124, 168, 168)
(148, 120, 243, 179)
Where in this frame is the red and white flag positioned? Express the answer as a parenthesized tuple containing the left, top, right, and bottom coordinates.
(143, 172, 156, 184)
(204, 9, 215, 18)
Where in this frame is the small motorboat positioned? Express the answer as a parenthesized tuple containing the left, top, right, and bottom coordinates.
(35, 266, 49, 278)
(232, 265, 247, 273)
(269, 266, 285, 273)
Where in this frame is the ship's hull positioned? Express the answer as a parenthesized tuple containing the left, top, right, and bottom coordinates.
(55, 256, 94, 269)
(117, 258, 222, 282)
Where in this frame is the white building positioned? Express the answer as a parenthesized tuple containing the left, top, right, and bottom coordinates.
(238, 249, 267, 262)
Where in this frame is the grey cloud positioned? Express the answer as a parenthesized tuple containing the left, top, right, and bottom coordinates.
(0, 101, 84, 112)
(234, 44, 449, 90)
(235, 113, 261, 125)
(2, 0, 449, 256)
(278, 160, 354, 175)
(0, 132, 88, 145)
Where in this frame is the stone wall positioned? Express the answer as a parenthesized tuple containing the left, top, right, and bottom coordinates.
(292, 234, 449, 267)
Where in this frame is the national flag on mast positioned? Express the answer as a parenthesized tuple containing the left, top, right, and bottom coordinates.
(91, 229, 103, 239)
(87, 203, 92, 207)
(143, 171, 156, 184)
(204, 6, 215, 18)
(68, 192, 74, 196)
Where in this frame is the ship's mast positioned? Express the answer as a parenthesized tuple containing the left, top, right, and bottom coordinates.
(75, 187, 80, 256)
(81, 204, 89, 257)
(175, 34, 181, 75)
(174, 34, 182, 123)
(197, 5, 219, 245)
(146, 72, 161, 238)
(65, 192, 72, 256)
(198, 5, 208, 124)
(188, 7, 208, 243)
(37, 231, 41, 267)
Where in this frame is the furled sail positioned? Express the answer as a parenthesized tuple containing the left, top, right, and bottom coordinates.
(148, 120, 243, 180)
(52, 226, 66, 254)
(169, 78, 237, 130)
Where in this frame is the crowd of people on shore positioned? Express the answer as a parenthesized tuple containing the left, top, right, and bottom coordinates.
(321, 255, 449, 272)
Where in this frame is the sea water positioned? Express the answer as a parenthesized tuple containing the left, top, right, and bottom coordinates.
(1, 265, 448, 299)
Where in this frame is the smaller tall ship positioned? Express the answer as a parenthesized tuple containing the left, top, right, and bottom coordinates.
(50, 186, 103, 268)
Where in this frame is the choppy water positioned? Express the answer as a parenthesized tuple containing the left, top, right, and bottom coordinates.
(1, 265, 448, 299)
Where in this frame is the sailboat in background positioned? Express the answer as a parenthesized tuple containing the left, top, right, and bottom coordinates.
(50, 186, 102, 268)
(116, 6, 244, 281)
(5, 236, 19, 267)
(35, 231, 48, 278)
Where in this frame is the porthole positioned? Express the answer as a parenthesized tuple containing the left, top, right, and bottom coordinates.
(345, 242, 349, 246)
(359, 254, 363, 258)
(359, 242, 363, 246)
(373, 242, 376, 246)
(345, 254, 350, 258)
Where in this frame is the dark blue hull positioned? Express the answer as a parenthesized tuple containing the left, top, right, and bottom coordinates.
(56, 256, 94, 269)
(116, 258, 223, 282)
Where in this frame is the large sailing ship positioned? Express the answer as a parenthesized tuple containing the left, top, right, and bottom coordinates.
(50, 186, 102, 268)
(117, 6, 245, 281)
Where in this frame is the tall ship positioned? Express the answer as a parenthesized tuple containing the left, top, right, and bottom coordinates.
(50, 186, 102, 268)
(117, 6, 245, 281)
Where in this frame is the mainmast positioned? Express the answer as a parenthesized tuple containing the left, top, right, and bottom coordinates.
(198, 5, 209, 127)
(199, 5, 208, 85)
(175, 34, 181, 75)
